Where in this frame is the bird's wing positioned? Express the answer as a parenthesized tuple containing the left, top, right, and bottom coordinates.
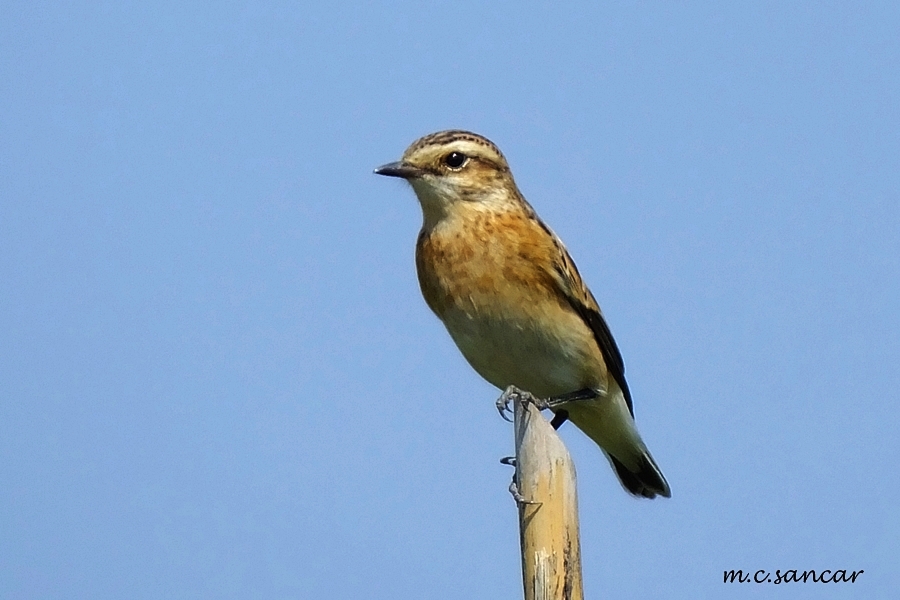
(542, 226, 634, 417)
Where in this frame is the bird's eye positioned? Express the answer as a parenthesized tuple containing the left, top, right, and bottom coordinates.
(444, 152, 468, 169)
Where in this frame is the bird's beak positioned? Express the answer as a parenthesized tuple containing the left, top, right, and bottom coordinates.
(374, 161, 425, 179)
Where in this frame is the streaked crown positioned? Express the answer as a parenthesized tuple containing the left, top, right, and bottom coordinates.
(401, 130, 509, 174)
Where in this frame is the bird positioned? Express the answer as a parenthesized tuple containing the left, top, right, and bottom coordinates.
(374, 130, 670, 499)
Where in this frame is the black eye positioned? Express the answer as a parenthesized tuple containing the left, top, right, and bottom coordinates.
(444, 151, 467, 169)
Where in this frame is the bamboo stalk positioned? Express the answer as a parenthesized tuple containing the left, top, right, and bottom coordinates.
(513, 398, 584, 600)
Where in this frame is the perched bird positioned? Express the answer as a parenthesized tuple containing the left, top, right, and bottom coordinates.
(374, 130, 670, 499)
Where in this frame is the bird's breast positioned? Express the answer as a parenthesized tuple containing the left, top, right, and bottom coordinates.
(415, 212, 607, 398)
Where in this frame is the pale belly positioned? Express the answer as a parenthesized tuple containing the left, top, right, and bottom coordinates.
(440, 306, 606, 399)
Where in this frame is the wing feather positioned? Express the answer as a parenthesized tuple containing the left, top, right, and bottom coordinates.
(540, 222, 635, 417)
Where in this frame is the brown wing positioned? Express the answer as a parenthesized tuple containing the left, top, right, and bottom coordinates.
(541, 223, 635, 417)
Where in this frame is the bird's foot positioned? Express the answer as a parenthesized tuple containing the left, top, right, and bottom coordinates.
(496, 385, 545, 421)
(496, 386, 599, 422)
(501, 455, 540, 506)
(508, 479, 541, 506)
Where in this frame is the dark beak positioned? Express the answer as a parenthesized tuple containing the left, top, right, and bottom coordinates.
(374, 161, 425, 179)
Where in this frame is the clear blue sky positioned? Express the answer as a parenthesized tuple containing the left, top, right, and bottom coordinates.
(2, 2, 898, 598)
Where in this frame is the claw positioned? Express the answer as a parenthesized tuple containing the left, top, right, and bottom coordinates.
(508, 479, 541, 506)
(496, 385, 550, 422)
(495, 385, 519, 422)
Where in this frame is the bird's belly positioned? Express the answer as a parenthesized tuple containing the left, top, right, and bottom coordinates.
(441, 308, 602, 399)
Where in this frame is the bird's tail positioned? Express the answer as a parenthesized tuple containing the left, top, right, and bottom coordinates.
(606, 448, 670, 499)
(564, 385, 671, 499)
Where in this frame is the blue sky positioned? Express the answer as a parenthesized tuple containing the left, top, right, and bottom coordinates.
(2, 2, 898, 598)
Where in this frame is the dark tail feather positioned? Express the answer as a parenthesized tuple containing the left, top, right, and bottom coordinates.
(610, 453, 671, 499)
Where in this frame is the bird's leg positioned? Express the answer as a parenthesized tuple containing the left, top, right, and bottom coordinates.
(496, 386, 600, 423)
(497, 388, 591, 505)
(547, 390, 599, 430)
(547, 387, 601, 407)
(546, 389, 600, 430)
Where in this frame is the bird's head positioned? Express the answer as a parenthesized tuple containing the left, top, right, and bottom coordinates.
(375, 130, 518, 226)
